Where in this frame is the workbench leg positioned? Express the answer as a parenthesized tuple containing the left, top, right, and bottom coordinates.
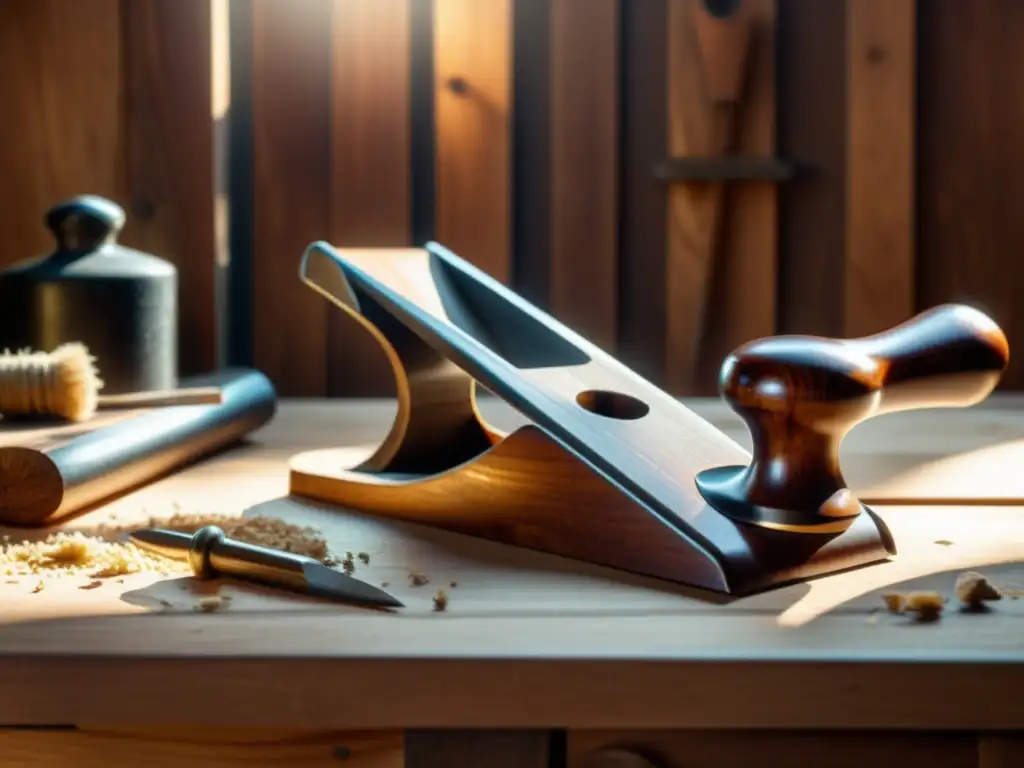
(404, 729, 552, 768)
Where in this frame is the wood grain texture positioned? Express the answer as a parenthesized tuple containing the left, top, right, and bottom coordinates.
(665, 0, 777, 395)
(775, 0, 846, 337)
(0, 0, 123, 266)
(570, 730, 979, 768)
(250, 0, 333, 396)
(700, 304, 1008, 530)
(121, 0, 219, 376)
(918, 1, 1024, 390)
(618, 0, 669, 384)
(405, 730, 549, 768)
(327, 0, 411, 397)
(0, 727, 402, 767)
(1, 401, 1024, 728)
(433, 0, 512, 283)
(845, 0, 916, 337)
(549, 0, 619, 352)
(980, 737, 1024, 768)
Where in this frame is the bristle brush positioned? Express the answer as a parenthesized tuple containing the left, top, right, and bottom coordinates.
(0, 344, 222, 422)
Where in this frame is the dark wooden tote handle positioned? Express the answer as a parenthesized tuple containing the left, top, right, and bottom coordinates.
(697, 305, 1009, 531)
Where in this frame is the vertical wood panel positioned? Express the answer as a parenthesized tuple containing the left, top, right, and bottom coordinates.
(699, 0, 777, 390)
(433, 0, 512, 282)
(569, 730, 979, 768)
(665, 0, 776, 395)
(918, 0, 1024, 390)
(618, 0, 669, 384)
(980, 737, 1024, 768)
(0, 0, 123, 266)
(775, 0, 847, 337)
(327, 0, 412, 397)
(121, 0, 219, 375)
(845, 0, 915, 337)
(251, 0, 333, 396)
(549, 0, 619, 351)
(405, 730, 549, 768)
(511, 0, 552, 310)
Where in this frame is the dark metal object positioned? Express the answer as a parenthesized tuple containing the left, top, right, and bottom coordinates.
(653, 156, 794, 182)
(130, 525, 404, 609)
(0, 195, 177, 394)
(0, 368, 277, 527)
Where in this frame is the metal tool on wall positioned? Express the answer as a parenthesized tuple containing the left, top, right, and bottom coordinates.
(656, 0, 791, 393)
(288, 241, 1009, 595)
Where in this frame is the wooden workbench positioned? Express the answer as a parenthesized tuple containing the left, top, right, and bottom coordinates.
(2, 397, 1024, 767)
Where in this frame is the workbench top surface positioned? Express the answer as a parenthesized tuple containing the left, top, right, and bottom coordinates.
(1, 398, 1024, 730)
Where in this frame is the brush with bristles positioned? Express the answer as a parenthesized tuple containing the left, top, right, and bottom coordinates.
(0, 344, 222, 422)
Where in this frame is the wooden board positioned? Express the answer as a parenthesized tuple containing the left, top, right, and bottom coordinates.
(845, 0, 915, 337)
(433, 0, 512, 283)
(0, 728, 402, 767)
(618, 0, 669, 384)
(549, 0, 619, 352)
(0, 0, 220, 377)
(121, 0, 220, 374)
(0, 0, 123, 268)
(250, 0, 333, 396)
(918, 2, 1024, 390)
(570, 730, 980, 768)
(664, 0, 777, 395)
(774, 0, 846, 337)
(1, 400, 1024, 730)
(327, 0, 411, 397)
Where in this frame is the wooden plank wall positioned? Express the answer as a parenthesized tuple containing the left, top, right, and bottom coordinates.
(0, 0, 220, 377)
(5, 1, 1024, 394)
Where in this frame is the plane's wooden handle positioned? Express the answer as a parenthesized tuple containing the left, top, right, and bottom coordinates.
(698, 305, 1009, 530)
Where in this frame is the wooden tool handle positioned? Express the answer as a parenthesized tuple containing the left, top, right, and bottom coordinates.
(97, 386, 223, 409)
(698, 305, 1009, 530)
(721, 304, 1008, 424)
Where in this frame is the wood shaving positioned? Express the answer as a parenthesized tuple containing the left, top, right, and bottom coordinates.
(0, 531, 174, 581)
(357, 552, 370, 565)
(955, 571, 1002, 606)
(882, 593, 906, 614)
(432, 589, 448, 612)
(1, 512, 336, 586)
(381, 581, 390, 588)
(195, 595, 225, 613)
(341, 552, 356, 575)
(449, 580, 458, 588)
(408, 571, 428, 587)
(934, 539, 955, 547)
(138, 512, 333, 563)
(79, 580, 103, 590)
(31, 581, 44, 593)
(883, 591, 945, 621)
(905, 591, 945, 621)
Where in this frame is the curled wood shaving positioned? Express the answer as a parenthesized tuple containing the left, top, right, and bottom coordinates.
(433, 589, 449, 612)
(955, 571, 1002, 607)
